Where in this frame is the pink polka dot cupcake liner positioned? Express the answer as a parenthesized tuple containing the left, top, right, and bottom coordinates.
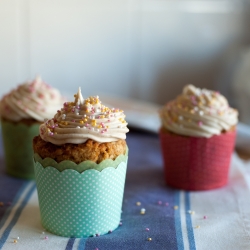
(159, 129, 236, 191)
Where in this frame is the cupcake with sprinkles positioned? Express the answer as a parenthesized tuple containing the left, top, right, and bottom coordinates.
(0, 76, 64, 179)
(159, 84, 238, 190)
(33, 87, 129, 237)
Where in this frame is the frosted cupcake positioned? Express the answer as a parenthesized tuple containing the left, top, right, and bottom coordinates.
(0, 76, 64, 179)
(33, 88, 129, 237)
(159, 84, 238, 190)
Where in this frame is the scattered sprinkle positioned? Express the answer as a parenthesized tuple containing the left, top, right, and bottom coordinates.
(195, 225, 200, 229)
(198, 121, 203, 126)
(158, 201, 162, 205)
(119, 222, 122, 226)
(140, 208, 146, 215)
(44, 236, 48, 240)
(174, 205, 179, 210)
(146, 228, 150, 231)
(147, 237, 152, 241)
(136, 202, 141, 206)
(108, 230, 112, 234)
(165, 202, 169, 206)
(203, 216, 207, 219)
(13, 240, 17, 243)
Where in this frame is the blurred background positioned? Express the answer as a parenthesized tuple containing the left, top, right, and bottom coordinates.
(1, 0, 250, 135)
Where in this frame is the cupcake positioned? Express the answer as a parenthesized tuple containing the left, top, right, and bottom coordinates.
(0, 76, 64, 179)
(33, 88, 129, 237)
(159, 84, 238, 191)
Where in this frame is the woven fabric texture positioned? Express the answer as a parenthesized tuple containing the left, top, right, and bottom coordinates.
(160, 129, 236, 190)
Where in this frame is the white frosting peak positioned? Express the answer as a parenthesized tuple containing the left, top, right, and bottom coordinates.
(160, 84, 238, 138)
(75, 87, 84, 106)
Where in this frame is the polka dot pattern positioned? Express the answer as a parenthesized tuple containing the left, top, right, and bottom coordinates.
(34, 161, 127, 237)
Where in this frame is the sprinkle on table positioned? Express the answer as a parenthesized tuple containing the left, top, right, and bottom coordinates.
(136, 202, 141, 206)
(140, 208, 146, 215)
(147, 237, 152, 241)
(174, 205, 179, 210)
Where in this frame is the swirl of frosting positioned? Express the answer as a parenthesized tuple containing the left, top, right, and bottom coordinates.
(39, 88, 129, 145)
(0, 76, 65, 122)
(160, 84, 238, 138)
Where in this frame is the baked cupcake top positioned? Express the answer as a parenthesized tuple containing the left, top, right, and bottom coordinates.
(0, 76, 64, 122)
(160, 84, 238, 138)
(39, 88, 129, 145)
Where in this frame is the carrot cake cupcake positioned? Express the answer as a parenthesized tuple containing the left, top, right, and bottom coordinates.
(33, 87, 129, 237)
(159, 84, 238, 190)
(0, 76, 64, 179)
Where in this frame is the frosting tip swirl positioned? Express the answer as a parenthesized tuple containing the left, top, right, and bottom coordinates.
(160, 84, 238, 138)
(40, 89, 129, 145)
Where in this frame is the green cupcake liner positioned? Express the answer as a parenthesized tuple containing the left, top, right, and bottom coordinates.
(1, 119, 40, 179)
(34, 151, 128, 237)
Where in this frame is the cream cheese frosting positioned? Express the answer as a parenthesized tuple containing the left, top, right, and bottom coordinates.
(160, 84, 238, 138)
(0, 76, 64, 122)
(39, 88, 129, 145)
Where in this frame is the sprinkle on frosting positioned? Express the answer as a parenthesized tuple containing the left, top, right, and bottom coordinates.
(0, 76, 65, 122)
(39, 87, 129, 145)
(159, 84, 238, 138)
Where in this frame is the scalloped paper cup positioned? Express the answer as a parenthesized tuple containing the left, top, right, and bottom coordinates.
(1, 119, 40, 179)
(34, 150, 128, 237)
(159, 129, 236, 191)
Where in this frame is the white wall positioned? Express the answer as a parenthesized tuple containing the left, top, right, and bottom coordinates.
(0, 0, 248, 104)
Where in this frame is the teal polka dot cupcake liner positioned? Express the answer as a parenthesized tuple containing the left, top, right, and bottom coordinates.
(34, 152, 128, 238)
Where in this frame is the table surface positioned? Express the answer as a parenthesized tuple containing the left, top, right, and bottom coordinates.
(1, 131, 250, 250)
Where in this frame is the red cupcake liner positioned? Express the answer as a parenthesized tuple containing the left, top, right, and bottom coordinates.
(159, 129, 236, 191)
